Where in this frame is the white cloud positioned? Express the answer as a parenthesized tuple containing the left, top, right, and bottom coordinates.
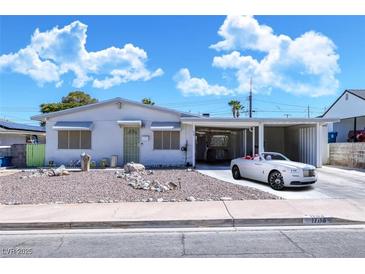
(174, 68, 232, 96)
(0, 21, 163, 89)
(210, 16, 340, 97)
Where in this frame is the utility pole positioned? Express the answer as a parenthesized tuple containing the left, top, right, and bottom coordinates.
(249, 77, 253, 118)
(307, 105, 310, 118)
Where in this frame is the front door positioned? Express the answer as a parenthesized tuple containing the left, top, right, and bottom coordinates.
(123, 127, 140, 164)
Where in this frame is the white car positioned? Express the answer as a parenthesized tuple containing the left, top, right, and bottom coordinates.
(230, 152, 317, 190)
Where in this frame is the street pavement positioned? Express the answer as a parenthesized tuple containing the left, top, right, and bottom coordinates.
(1, 225, 365, 257)
(197, 165, 365, 199)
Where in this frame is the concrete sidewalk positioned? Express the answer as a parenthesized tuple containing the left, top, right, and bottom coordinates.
(0, 199, 364, 230)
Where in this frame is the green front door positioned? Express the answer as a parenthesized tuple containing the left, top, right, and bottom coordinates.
(123, 127, 140, 163)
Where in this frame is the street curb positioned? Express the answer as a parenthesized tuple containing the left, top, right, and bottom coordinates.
(0, 217, 363, 230)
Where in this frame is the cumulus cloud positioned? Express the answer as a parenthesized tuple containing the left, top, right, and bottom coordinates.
(174, 68, 232, 96)
(210, 16, 340, 97)
(0, 21, 163, 89)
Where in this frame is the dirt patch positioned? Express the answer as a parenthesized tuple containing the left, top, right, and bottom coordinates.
(0, 169, 280, 205)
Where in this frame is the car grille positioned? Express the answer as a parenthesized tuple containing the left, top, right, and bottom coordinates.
(303, 169, 315, 177)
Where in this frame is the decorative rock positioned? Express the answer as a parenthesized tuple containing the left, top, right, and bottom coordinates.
(186, 196, 196, 202)
(146, 170, 154, 175)
(220, 197, 232, 201)
(157, 198, 164, 202)
(170, 198, 177, 202)
(147, 198, 154, 202)
(124, 162, 145, 173)
(98, 199, 105, 203)
(167, 181, 178, 190)
(186, 168, 193, 172)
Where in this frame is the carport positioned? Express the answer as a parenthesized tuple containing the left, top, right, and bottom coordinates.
(181, 117, 338, 167)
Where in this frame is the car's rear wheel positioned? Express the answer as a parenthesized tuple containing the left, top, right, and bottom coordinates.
(232, 165, 241, 180)
(268, 171, 284, 190)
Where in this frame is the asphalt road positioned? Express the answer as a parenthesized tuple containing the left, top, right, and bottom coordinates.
(1, 225, 365, 258)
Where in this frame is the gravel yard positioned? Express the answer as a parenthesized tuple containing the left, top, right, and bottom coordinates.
(0, 169, 279, 205)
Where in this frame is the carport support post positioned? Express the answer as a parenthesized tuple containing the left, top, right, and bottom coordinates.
(258, 123, 264, 154)
(192, 123, 196, 168)
(316, 122, 323, 168)
(252, 126, 255, 156)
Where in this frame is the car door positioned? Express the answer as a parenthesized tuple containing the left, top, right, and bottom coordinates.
(251, 157, 266, 181)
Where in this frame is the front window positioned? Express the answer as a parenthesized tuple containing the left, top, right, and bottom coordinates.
(58, 130, 91, 149)
(153, 131, 180, 150)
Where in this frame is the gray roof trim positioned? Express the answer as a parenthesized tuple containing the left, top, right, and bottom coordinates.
(31, 97, 199, 121)
(53, 121, 94, 131)
(150, 122, 181, 130)
(181, 117, 340, 124)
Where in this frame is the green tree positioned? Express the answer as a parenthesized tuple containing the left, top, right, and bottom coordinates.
(39, 91, 98, 126)
(228, 100, 244, 118)
(142, 97, 155, 105)
(40, 91, 98, 114)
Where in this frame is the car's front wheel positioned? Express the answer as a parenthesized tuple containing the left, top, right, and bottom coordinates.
(268, 171, 284, 190)
(232, 165, 241, 180)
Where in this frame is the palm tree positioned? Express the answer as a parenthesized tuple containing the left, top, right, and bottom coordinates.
(142, 98, 155, 105)
(228, 100, 244, 118)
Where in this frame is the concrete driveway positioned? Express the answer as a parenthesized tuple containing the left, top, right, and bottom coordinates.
(197, 164, 365, 200)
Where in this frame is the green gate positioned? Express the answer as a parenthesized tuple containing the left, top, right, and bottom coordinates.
(26, 144, 45, 167)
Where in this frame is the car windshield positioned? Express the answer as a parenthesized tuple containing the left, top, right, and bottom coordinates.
(261, 153, 288, 161)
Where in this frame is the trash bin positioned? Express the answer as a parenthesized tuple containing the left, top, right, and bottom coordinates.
(328, 132, 337, 143)
(0, 156, 12, 167)
(111, 155, 118, 168)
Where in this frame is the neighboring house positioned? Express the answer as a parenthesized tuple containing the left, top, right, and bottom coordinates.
(321, 89, 365, 142)
(0, 120, 45, 146)
(31, 97, 337, 168)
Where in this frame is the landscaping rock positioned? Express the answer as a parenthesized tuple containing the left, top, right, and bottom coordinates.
(167, 181, 178, 190)
(186, 196, 196, 202)
(220, 197, 232, 201)
(157, 198, 164, 202)
(124, 162, 145, 173)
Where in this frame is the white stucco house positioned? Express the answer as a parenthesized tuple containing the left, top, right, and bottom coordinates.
(31, 97, 337, 168)
(321, 89, 365, 142)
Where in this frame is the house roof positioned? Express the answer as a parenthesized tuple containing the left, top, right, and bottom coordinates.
(321, 89, 365, 118)
(31, 97, 199, 121)
(0, 120, 45, 133)
(347, 89, 365, 100)
(181, 117, 339, 127)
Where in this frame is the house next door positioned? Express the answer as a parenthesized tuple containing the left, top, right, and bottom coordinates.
(123, 127, 140, 163)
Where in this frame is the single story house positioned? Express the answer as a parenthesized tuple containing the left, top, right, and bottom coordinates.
(0, 120, 45, 146)
(31, 97, 338, 168)
(321, 89, 365, 142)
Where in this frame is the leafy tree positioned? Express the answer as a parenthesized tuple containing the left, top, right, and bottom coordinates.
(142, 97, 155, 105)
(39, 91, 98, 126)
(228, 100, 244, 118)
(40, 91, 98, 114)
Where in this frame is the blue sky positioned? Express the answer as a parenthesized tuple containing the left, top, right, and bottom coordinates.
(1, 16, 365, 124)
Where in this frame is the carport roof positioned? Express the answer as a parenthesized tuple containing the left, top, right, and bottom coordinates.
(181, 117, 339, 127)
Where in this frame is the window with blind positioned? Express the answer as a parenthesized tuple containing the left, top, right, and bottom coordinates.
(58, 131, 91, 149)
(153, 131, 180, 150)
